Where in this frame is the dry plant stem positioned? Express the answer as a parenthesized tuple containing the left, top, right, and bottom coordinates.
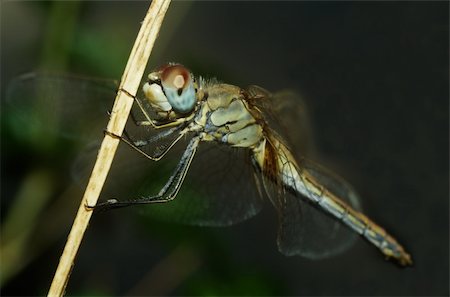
(47, 0, 171, 296)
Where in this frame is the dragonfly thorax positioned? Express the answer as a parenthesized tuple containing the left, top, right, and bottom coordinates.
(193, 83, 264, 149)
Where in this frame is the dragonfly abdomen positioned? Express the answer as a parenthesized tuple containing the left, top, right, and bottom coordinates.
(296, 169, 413, 266)
(261, 135, 413, 266)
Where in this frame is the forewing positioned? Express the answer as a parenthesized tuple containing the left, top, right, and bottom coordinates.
(5, 72, 118, 149)
(246, 85, 316, 156)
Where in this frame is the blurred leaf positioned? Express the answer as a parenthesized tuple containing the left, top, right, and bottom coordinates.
(40, 1, 81, 70)
(0, 169, 55, 285)
(71, 25, 129, 76)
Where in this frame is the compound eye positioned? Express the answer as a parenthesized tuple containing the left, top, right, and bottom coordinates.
(161, 65, 190, 90)
(160, 64, 196, 114)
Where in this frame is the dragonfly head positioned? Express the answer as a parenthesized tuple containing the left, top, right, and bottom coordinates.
(143, 63, 197, 116)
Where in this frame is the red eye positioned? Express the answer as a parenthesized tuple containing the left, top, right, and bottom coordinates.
(161, 64, 191, 90)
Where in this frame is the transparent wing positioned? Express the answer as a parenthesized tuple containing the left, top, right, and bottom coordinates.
(5, 72, 118, 150)
(246, 85, 316, 156)
(133, 138, 264, 226)
(247, 85, 362, 259)
(74, 130, 264, 226)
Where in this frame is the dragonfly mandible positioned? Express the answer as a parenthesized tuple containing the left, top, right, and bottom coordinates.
(91, 63, 412, 266)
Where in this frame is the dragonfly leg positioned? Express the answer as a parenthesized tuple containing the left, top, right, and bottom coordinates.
(132, 117, 188, 129)
(123, 124, 182, 148)
(105, 124, 188, 161)
(93, 136, 200, 212)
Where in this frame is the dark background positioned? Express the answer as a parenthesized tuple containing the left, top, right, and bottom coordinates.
(1, 1, 448, 296)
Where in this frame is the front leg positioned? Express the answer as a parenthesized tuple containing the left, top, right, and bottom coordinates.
(93, 136, 200, 212)
(105, 122, 188, 161)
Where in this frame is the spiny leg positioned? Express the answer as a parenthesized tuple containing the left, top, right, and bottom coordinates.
(93, 137, 200, 212)
(105, 123, 188, 161)
(121, 127, 174, 148)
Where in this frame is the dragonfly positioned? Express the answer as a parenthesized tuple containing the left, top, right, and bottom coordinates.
(92, 63, 412, 266)
(6, 64, 412, 266)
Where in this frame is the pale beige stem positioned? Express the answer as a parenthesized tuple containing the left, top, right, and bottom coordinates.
(47, 1, 171, 296)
